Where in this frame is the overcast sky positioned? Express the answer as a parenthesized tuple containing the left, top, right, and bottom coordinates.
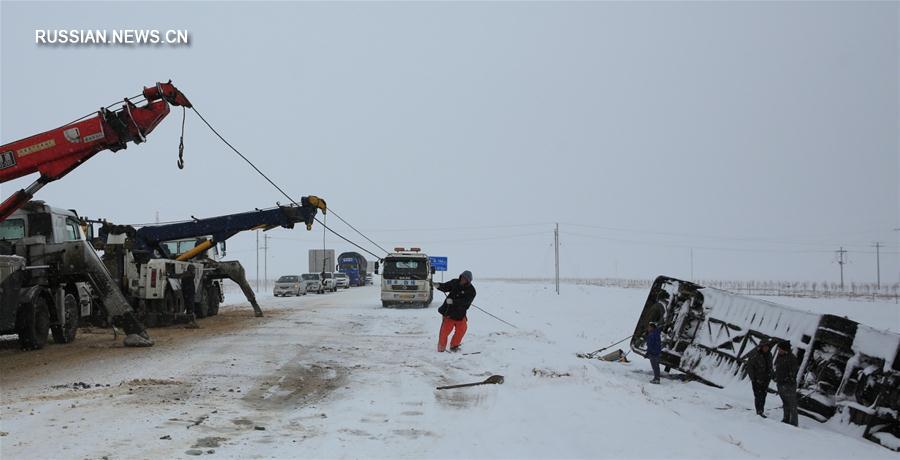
(1, 1, 898, 285)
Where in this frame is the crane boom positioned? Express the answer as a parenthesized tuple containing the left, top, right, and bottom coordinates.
(99, 196, 327, 258)
(0, 81, 191, 221)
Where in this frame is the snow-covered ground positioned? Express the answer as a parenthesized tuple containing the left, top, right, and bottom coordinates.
(1, 281, 897, 459)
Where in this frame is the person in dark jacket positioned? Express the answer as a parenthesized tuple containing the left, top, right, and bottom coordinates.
(645, 322, 662, 384)
(774, 341, 799, 426)
(434, 270, 476, 352)
(745, 341, 773, 417)
(171, 265, 198, 326)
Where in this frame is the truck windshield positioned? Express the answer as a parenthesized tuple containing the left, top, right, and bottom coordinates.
(339, 262, 358, 270)
(278, 276, 299, 283)
(302, 274, 319, 281)
(383, 258, 428, 277)
(163, 239, 197, 256)
(0, 219, 25, 240)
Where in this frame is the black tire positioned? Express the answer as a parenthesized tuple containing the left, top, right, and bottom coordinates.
(196, 290, 209, 319)
(17, 296, 50, 350)
(51, 293, 79, 344)
(161, 286, 181, 326)
(207, 285, 221, 316)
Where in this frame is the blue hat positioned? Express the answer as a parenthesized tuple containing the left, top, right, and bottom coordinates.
(460, 270, 473, 282)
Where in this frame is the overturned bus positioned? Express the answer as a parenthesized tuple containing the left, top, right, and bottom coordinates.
(630, 276, 900, 451)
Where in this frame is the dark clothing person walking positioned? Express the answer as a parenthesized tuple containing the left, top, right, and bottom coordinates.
(774, 341, 800, 426)
(745, 342, 773, 417)
(435, 271, 476, 352)
(645, 323, 662, 384)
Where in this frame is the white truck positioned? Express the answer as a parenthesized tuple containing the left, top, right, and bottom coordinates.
(378, 248, 434, 308)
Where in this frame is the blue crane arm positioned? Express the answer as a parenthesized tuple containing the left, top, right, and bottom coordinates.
(99, 196, 326, 256)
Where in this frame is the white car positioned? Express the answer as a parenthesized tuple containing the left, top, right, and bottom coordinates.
(300, 273, 322, 294)
(319, 272, 338, 293)
(335, 273, 351, 289)
(274, 275, 305, 297)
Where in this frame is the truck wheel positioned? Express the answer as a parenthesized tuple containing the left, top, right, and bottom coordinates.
(196, 290, 210, 319)
(207, 285, 221, 316)
(162, 287, 181, 326)
(17, 296, 50, 350)
(51, 293, 79, 344)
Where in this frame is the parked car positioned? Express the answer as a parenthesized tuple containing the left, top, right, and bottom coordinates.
(274, 275, 305, 297)
(320, 272, 337, 293)
(301, 273, 322, 294)
(335, 272, 350, 289)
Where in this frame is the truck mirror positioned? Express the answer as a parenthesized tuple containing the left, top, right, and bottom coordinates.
(220, 241, 227, 257)
(431, 267, 435, 275)
(374, 261, 379, 274)
(336, 264, 339, 271)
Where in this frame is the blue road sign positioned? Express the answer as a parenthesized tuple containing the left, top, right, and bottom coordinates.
(429, 256, 448, 272)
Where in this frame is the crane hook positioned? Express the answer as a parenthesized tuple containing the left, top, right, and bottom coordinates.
(177, 107, 186, 169)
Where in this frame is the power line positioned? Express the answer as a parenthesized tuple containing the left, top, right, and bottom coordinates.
(561, 222, 898, 250)
(268, 231, 552, 245)
(362, 222, 554, 233)
(560, 231, 836, 254)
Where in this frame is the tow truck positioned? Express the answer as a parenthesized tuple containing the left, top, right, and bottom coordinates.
(0, 81, 192, 348)
(377, 248, 434, 308)
(93, 199, 326, 326)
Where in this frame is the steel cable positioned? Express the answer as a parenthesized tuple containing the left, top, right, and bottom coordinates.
(190, 106, 385, 261)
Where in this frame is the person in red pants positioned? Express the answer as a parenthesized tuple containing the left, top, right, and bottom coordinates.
(435, 270, 476, 352)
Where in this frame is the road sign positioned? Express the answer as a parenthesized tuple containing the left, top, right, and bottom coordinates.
(429, 256, 448, 272)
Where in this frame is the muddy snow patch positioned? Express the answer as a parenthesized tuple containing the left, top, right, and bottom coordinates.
(532, 368, 572, 378)
(244, 361, 347, 409)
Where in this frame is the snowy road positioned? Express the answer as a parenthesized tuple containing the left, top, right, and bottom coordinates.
(1, 282, 897, 459)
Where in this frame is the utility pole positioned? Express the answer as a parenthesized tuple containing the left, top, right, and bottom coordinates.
(263, 234, 269, 291)
(874, 242, 881, 290)
(256, 230, 260, 292)
(836, 247, 847, 291)
(554, 223, 560, 295)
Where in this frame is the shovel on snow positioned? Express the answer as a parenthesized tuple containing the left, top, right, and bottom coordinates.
(436, 375, 505, 390)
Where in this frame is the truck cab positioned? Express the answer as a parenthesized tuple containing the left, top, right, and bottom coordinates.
(337, 252, 367, 287)
(379, 248, 434, 308)
(0, 201, 101, 348)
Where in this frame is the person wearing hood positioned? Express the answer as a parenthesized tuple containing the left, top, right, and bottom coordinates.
(774, 341, 800, 426)
(434, 270, 476, 352)
(745, 341, 774, 417)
